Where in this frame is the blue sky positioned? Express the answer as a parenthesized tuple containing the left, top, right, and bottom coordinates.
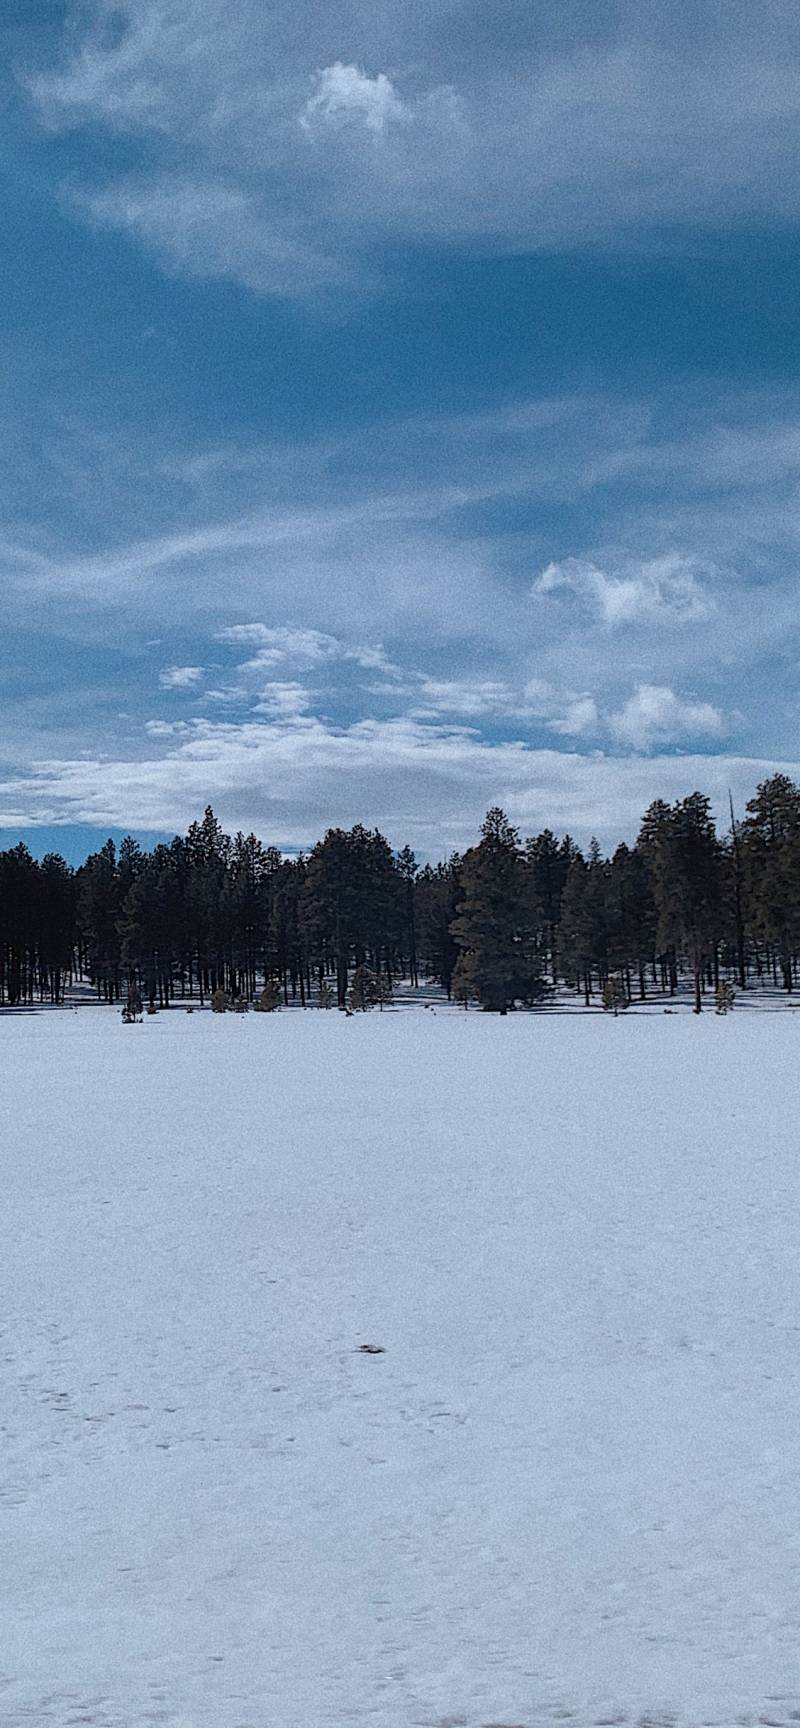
(3, 0, 800, 859)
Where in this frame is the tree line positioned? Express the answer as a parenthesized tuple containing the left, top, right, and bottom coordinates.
(2, 774, 800, 1013)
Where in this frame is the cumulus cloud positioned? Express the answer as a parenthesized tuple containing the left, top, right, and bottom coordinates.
(252, 681, 313, 718)
(158, 664, 204, 688)
(302, 63, 408, 135)
(224, 626, 342, 668)
(547, 697, 601, 738)
(609, 684, 725, 751)
(216, 623, 402, 677)
(404, 672, 724, 753)
(520, 680, 600, 737)
(535, 555, 712, 628)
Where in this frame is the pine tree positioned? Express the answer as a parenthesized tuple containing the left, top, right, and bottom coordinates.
(558, 851, 598, 1003)
(416, 857, 462, 995)
(395, 845, 418, 986)
(5, 775, 800, 1018)
(78, 839, 124, 1001)
(526, 829, 573, 981)
(742, 774, 800, 990)
(605, 843, 655, 1001)
(645, 793, 723, 1013)
(37, 854, 76, 1004)
(451, 808, 540, 1012)
(601, 975, 628, 1015)
(348, 964, 379, 1011)
(304, 825, 400, 1006)
(451, 951, 478, 1008)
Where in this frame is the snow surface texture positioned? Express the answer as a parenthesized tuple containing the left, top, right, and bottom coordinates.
(3, 1010, 800, 1728)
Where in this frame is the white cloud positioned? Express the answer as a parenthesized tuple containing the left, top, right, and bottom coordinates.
(77, 176, 341, 297)
(30, 3, 800, 296)
(411, 678, 517, 720)
(609, 684, 725, 751)
(252, 681, 312, 718)
(520, 679, 600, 736)
(215, 624, 287, 647)
(4, 389, 798, 794)
(204, 685, 250, 705)
(348, 643, 400, 673)
(302, 63, 408, 135)
(548, 697, 601, 738)
(0, 709, 786, 856)
(403, 672, 723, 754)
(158, 664, 204, 688)
(29, 3, 173, 130)
(404, 674, 600, 737)
(220, 625, 342, 667)
(535, 555, 712, 628)
(216, 624, 403, 678)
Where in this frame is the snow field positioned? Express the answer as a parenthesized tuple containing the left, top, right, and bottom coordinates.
(2, 1010, 800, 1728)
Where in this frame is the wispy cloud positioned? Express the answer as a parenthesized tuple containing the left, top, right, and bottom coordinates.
(28, 1, 800, 296)
(77, 176, 343, 297)
(2, 383, 798, 829)
(407, 676, 600, 738)
(9, 5, 800, 859)
(409, 678, 521, 721)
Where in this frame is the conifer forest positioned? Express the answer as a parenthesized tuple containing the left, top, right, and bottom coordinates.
(5, 772, 800, 1015)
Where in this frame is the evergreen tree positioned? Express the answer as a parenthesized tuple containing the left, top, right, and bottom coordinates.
(348, 964, 380, 1011)
(645, 793, 723, 1013)
(304, 825, 399, 1006)
(36, 854, 75, 1004)
(78, 839, 124, 1001)
(416, 857, 462, 995)
(0, 776, 797, 1020)
(742, 774, 800, 990)
(396, 845, 419, 987)
(601, 975, 628, 1015)
(557, 851, 594, 1004)
(451, 808, 540, 1012)
(526, 829, 574, 981)
(606, 843, 655, 1001)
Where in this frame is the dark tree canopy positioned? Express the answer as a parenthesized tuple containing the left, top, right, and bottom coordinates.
(1, 775, 799, 1012)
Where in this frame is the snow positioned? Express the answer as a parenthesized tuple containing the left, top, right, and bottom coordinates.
(3, 1008, 800, 1728)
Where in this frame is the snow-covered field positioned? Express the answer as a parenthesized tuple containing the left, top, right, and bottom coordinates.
(3, 1010, 800, 1728)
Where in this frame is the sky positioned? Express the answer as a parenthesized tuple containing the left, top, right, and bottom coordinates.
(3, 0, 800, 860)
